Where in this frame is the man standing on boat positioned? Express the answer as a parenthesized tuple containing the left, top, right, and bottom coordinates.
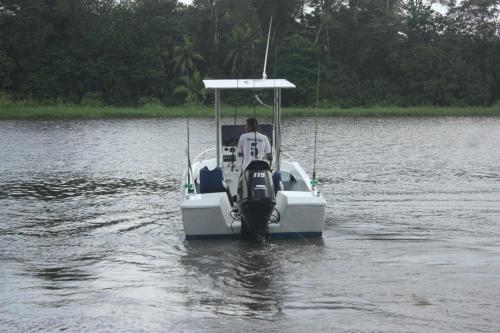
(237, 117, 272, 171)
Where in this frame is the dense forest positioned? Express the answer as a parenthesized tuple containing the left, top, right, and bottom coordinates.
(0, 0, 499, 107)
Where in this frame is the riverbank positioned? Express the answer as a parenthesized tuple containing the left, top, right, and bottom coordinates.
(1, 104, 499, 120)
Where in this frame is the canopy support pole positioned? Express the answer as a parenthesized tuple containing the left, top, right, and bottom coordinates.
(274, 88, 282, 172)
(215, 89, 221, 167)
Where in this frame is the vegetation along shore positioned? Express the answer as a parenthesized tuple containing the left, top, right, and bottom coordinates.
(1, 105, 499, 120)
(1, 1, 498, 109)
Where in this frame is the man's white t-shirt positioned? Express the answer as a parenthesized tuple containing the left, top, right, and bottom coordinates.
(237, 131, 272, 170)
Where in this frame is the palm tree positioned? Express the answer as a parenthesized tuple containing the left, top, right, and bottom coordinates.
(173, 35, 204, 76)
(174, 71, 206, 103)
(224, 26, 255, 76)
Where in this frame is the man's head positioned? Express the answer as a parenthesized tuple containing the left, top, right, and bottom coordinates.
(245, 117, 258, 132)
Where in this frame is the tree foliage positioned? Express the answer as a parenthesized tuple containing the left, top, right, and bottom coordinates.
(0, 0, 498, 106)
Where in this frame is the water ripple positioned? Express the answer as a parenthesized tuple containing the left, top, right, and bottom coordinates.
(0, 176, 178, 200)
(1, 118, 500, 332)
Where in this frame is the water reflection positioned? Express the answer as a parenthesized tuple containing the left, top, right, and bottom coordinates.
(33, 266, 97, 285)
(181, 240, 288, 319)
(180, 237, 326, 321)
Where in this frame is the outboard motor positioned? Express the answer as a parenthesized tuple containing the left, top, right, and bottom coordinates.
(237, 160, 275, 241)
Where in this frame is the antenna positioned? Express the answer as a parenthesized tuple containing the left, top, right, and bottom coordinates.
(262, 16, 272, 80)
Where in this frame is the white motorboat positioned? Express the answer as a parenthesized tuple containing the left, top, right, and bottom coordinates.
(180, 78, 326, 240)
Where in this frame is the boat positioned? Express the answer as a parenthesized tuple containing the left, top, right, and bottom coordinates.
(180, 78, 326, 240)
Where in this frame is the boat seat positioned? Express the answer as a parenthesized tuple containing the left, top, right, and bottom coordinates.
(199, 166, 234, 205)
(272, 171, 284, 195)
(200, 166, 225, 193)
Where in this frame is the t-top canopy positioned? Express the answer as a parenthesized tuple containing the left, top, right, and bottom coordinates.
(203, 79, 295, 90)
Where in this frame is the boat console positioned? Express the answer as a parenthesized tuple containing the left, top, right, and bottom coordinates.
(221, 125, 272, 168)
(220, 124, 273, 196)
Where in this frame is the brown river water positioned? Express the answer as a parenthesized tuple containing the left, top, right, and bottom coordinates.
(1, 117, 499, 332)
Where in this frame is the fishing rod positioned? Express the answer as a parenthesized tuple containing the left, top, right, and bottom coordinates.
(185, 100, 193, 194)
(311, 61, 320, 192)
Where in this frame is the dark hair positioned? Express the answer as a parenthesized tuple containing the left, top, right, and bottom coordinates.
(246, 117, 258, 131)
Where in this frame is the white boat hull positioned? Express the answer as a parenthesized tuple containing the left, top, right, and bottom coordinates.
(181, 159, 326, 240)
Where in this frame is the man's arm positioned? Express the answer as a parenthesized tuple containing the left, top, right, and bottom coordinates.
(237, 137, 243, 157)
(265, 137, 272, 161)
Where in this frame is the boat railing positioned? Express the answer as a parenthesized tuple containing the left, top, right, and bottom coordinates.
(182, 148, 216, 197)
(192, 147, 296, 173)
(193, 148, 216, 164)
(281, 150, 296, 162)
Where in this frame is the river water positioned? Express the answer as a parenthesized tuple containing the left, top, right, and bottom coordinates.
(1, 117, 499, 332)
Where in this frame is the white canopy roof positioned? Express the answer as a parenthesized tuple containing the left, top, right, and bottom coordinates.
(203, 79, 295, 90)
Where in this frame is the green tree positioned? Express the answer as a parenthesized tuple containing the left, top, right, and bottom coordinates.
(0, 0, 498, 106)
(0, 51, 15, 89)
(223, 26, 256, 76)
(174, 71, 206, 103)
(276, 35, 317, 104)
(173, 35, 204, 76)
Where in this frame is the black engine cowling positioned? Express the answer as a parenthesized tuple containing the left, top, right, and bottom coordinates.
(237, 160, 275, 241)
